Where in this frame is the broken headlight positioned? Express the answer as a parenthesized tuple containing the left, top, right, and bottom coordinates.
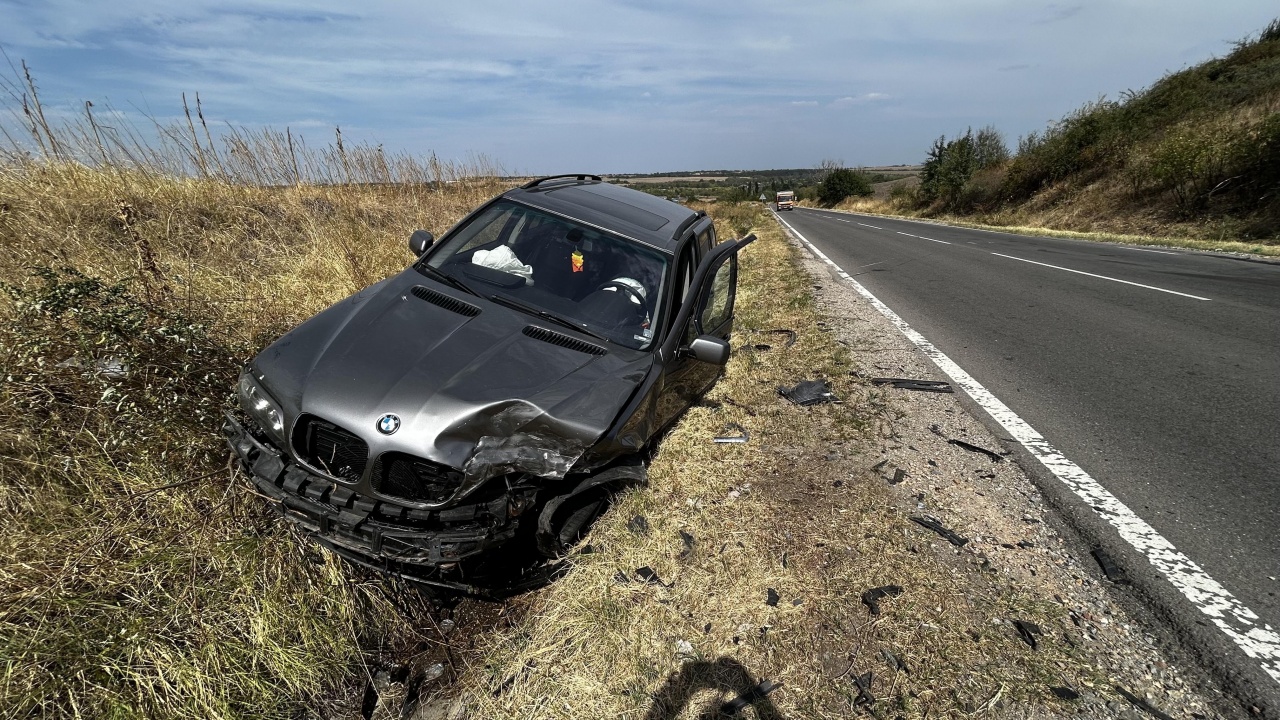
(237, 370, 287, 446)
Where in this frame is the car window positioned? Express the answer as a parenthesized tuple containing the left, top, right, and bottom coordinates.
(423, 200, 670, 351)
(698, 256, 735, 334)
(449, 203, 522, 255)
(696, 227, 714, 257)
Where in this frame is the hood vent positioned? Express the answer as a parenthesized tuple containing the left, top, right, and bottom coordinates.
(411, 285, 481, 317)
(522, 325, 607, 356)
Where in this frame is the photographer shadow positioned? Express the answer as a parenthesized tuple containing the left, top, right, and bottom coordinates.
(644, 657, 785, 720)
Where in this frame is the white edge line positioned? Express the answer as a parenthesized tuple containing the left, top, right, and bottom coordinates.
(991, 252, 1211, 301)
(773, 212, 1280, 684)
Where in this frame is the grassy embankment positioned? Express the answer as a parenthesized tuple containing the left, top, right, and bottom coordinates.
(0, 97, 509, 717)
(841, 19, 1280, 257)
(430, 203, 1103, 718)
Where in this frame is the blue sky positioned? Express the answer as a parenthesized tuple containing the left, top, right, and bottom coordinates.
(1, 1, 1276, 174)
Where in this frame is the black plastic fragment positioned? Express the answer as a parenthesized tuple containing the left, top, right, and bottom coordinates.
(1050, 686, 1081, 700)
(720, 679, 781, 715)
(635, 566, 666, 586)
(869, 377, 954, 393)
(1091, 548, 1129, 584)
(861, 585, 903, 616)
(881, 649, 909, 673)
(778, 379, 838, 406)
(947, 438, 1005, 462)
(1013, 619, 1042, 650)
(627, 515, 650, 536)
(909, 515, 968, 546)
(851, 671, 875, 707)
(871, 458, 890, 472)
(713, 422, 750, 443)
(1114, 685, 1176, 720)
(889, 468, 907, 485)
(766, 588, 780, 607)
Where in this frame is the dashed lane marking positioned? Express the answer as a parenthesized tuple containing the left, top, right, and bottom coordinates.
(773, 212, 1280, 685)
(991, 252, 1210, 300)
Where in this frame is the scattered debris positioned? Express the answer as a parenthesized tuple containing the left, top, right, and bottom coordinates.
(720, 679, 782, 715)
(627, 515, 650, 536)
(1050, 685, 1081, 700)
(780, 551, 788, 569)
(889, 468, 907, 485)
(766, 588, 780, 607)
(1091, 548, 1129, 584)
(870, 458, 890, 472)
(1114, 685, 1176, 720)
(851, 670, 876, 709)
(867, 377, 954, 393)
(931, 424, 1004, 460)
(947, 438, 1005, 462)
(791, 597, 803, 607)
(861, 585, 903, 616)
(778, 379, 839, 406)
(713, 422, 751, 443)
(1012, 619, 1043, 650)
(881, 649, 909, 673)
(422, 663, 446, 683)
(678, 530, 696, 559)
(635, 566, 667, 586)
(909, 515, 969, 546)
(674, 639, 694, 657)
(614, 570, 631, 584)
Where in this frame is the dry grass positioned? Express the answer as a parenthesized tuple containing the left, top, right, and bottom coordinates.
(0, 142, 510, 717)
(430, 204, 1095, 719)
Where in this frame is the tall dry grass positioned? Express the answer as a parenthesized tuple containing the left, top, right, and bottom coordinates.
(0, 72, 513, 719)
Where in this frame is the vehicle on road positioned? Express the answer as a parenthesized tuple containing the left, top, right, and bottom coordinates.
(776, 190, 795, 211)
(223, 174, 754, 593)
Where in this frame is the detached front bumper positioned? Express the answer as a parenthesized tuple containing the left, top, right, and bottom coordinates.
(221, 413, 526, 582)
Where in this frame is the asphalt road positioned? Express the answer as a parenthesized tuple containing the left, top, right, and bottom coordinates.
(778, 208, 1280, 639)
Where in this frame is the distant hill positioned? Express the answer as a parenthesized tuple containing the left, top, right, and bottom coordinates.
(897, 19, 1280, 242)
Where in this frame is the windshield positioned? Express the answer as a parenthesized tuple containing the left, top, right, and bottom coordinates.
(777, 193, 793, 201)
(420, 200, 669, 350)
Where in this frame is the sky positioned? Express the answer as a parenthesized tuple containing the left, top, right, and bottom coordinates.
(0, 1, 1276, 175)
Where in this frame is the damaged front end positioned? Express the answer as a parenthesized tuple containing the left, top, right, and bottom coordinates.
(222, 355, 649, 594)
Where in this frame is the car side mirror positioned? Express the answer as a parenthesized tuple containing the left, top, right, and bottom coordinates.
(685, 335, 730, 365)
(409, 230, 435, 255)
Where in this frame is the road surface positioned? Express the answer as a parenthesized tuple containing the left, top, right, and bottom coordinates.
(775, 207, 1280, 695)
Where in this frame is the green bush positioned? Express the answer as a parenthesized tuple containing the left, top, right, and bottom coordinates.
(817, 169, 872, 205)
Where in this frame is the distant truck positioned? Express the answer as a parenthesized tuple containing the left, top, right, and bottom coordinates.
(775, 190, 795, 211)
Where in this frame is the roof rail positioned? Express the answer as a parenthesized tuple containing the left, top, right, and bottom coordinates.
(520, 174, 602, 189)
(672, 209, 707, 239)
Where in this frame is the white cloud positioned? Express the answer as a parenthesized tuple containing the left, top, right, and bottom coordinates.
(1, 0, 1278, 170)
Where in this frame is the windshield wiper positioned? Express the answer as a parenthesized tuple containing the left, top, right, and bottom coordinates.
(419, 264, 478, 297)
(488, 294, 608, 342)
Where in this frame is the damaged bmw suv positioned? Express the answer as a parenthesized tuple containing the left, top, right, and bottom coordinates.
(223, 174, 754, 593)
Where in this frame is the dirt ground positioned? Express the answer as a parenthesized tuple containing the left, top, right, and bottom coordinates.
(787, 225, 1237, 719)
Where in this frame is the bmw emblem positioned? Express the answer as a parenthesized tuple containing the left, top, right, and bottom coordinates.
(377, 413, 401, 435)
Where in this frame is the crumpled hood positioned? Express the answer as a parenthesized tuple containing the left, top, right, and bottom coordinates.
(252, 270, 651, 487)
